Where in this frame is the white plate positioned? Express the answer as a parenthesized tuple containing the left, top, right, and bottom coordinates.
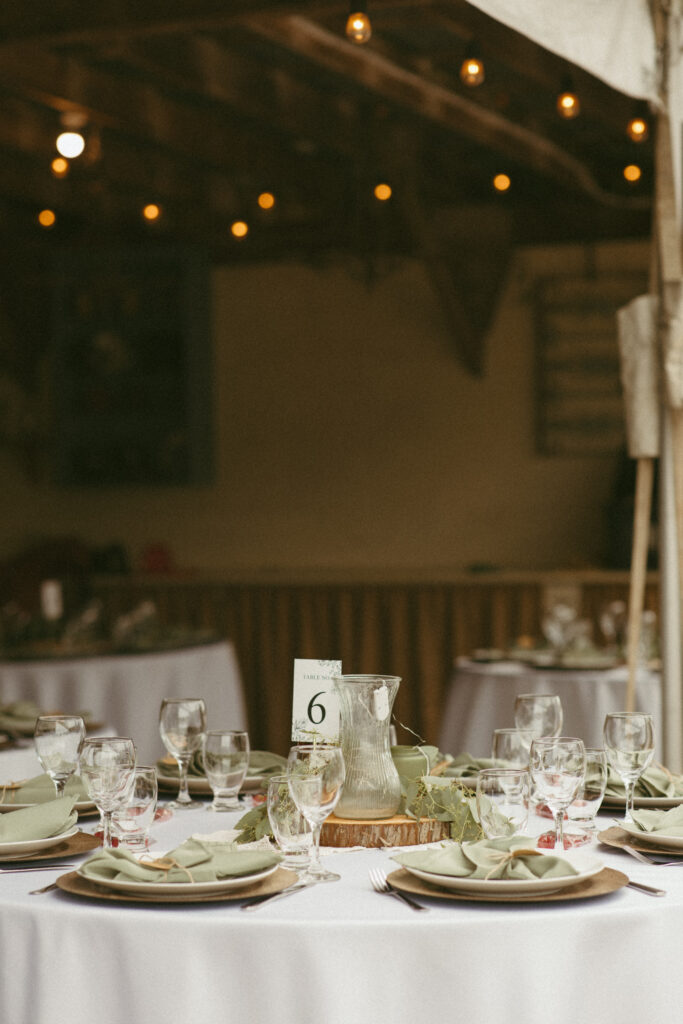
(602, 794, 683, 810)
(619, 822, 683, 850)
(78, 861, 279, 895)
(400, 850, 604, 896)
(0, 799, 95, 814)
(0, 826, 79, 856)
(156, 774, 265, 795)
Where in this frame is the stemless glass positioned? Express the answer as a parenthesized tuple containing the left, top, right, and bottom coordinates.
(112, 765, 158, 851)
(203, 730, 250, 811)
(476, 768, 530, 839)
(287, 744, 345, 884)
(80, 737, 136, 849)
(567, 747, 608, 832)
(514, 694, 563, 740)
(603, 712, 655, 823)
(491, 728, 533, 768)
(267, 774, 312, 871)
(529, 737, 585, 852)
(34, 715, 86, 798)
(159, 697, 207, 809)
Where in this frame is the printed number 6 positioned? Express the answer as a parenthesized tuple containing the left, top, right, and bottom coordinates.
(307, 691, 326, 725)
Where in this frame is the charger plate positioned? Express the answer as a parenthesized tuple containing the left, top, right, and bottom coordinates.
(600, 794, 683, 810)
(0, 829, 99, 863)
(156, 774, 265, 795)
(56, 866, 298, 904)
(387, 867, 628, 904)
(598, 825, 683, 858)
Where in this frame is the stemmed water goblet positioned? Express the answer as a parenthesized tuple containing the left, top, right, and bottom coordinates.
(603, 712, 655, 823)
(33, 714, 86, 798)
(287, 743, 345, 884)
(80, 737, 136, 849)
(491, 728, 533, 768)
(529, 736, 585, 852)
(203, 730, 250, 811)
(514, 693, 563, 740)
(159, 697, 207, 809)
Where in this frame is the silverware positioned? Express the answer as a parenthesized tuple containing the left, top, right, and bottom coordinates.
(621, 844, 683, 867)
(626, 880, 666, 897)
(368, 868, 428, 912)
(240, 882, 311, 911)
(0, 862, 75, 874)
(29, 881, 60, 895)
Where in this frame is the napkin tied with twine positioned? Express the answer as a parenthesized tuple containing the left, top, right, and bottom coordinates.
(392, 835, 578, 881)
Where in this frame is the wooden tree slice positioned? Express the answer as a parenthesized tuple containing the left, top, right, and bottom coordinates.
(320, 813, 450, 848)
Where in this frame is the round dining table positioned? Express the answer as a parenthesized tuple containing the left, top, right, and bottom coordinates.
(0, 744, 681, 1024)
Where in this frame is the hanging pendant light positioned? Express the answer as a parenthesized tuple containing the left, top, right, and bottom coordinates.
(460, 40, 485, 87)
(346, 2, 372, 44)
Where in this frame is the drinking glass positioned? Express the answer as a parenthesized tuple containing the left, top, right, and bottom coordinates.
(567, 747, 608, 832)
(159, 697, 206, 809)
(203, 730, 250, 811)
(267, 774, 312, 871)
(476, 768, 530, 839)
(287, 744, 345, 884)
(112, 765, 158, 851)
(34, 715, 86, 798)
(514, 694, 563, 740)
(603, 712, 655, 823)
(80, 737, 136, 849)
(529, 737, 585, 852)
(491, 728, 532, 768)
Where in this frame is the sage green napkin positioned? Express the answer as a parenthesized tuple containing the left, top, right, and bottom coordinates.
(157, 750, 287, 780)
(0, 796, 78, 842)
(79, 837, 281, 884)
(442, 753, 502, 778)
(0, 773, 88, 806)
(0, 701, 41, 735)
(392, 835, 578, 880)
(630, 805, 683, 836)
(604, 763, 683, 800)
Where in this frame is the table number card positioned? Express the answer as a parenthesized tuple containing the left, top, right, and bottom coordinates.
(291, 659, 342, 743)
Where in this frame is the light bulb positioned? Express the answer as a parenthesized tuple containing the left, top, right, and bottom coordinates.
(374, 183, 392, 201)
(258, 192, 275, 210)
(231, 220, 249, 238)
(38, 209, 56, 229)
(56, 131, 85, 158)
(493, 173, 511, 193)
(557, 90, 580, 119)
(623, 164, 642, 183)
(346, 11, 372, 44)
(460, 56, 484, 87)
(142, 203, 161, 222)
(627, 117, 648, 142)
(51, 157, 69, 178)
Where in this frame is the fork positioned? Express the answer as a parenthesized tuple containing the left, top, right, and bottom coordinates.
(29, 881, 60, 895)
(621, 844, 683, 867)
(368, 868, 428, 912)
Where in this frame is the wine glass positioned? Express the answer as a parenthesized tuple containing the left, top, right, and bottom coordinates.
(476, 768, 530, 839)
(112, 765, 158, 851)
(34, 715, 86, 798)
(603, 712, 655, 823)
(80, 737, 136, 849)
(491, 728, 532, 767)
(529, 737, 585, 852)
(159, 697, 207, 809)
(203, 730, 250, 811)
(287, 744, 345, 884)
(514, 694, 563, 739)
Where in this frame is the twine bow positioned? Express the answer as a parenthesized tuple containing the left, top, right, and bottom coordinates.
(140, 856, 195, 883)
(0, 781, 24, 804)
(483, 847, 541, 880)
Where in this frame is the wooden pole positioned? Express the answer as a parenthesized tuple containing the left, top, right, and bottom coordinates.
(625, 458, 654, 711)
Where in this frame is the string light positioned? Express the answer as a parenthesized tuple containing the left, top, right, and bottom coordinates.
(346, 3, 372, 44)
(56, 131, 85, 158)
(557, 77, 580, 119)
(258, 192, 276, 210)
(627, 117, 649, 142)
(623, 164, 642, 183)
(373, 183, 392, 201)
(460, 41, 485, 87)
(493, 173, 511, 193)
(38, 209, 56, 229)
(231, 220, 249, 238)
(142, 203, 162, 222)
(51, 157, 69, 178)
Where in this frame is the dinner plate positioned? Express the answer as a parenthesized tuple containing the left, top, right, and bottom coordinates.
(77, 861, 279, 895)
(0, 825, 79, 856)
(156, 773, 265, 795)
(398, 849, 604, 896)
(57, 866, 298, 904)
(600, 794, 683, 810)
(0, 799, 95, 814)
(388, 866, 628, 904)
(617, 822, 683, 850)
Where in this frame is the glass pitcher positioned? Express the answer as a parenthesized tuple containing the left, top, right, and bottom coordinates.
(333, 674, 401, 819)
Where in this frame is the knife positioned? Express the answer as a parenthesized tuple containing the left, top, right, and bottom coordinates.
(241, 882, 311, 911)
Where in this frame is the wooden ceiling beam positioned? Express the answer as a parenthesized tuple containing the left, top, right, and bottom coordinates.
(242, 14, 650, 209)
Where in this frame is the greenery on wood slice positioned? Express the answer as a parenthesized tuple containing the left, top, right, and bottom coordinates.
(402, 776, 484, 842)
(233, 803, 274, 844)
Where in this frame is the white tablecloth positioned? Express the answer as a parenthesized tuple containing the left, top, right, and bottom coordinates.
(438, 658, 663, 757)
(0, 641, 246, 762)
(0, 786, 681, 1024)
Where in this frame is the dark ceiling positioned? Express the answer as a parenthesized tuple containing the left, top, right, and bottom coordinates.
(0, 0, 653, 263)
